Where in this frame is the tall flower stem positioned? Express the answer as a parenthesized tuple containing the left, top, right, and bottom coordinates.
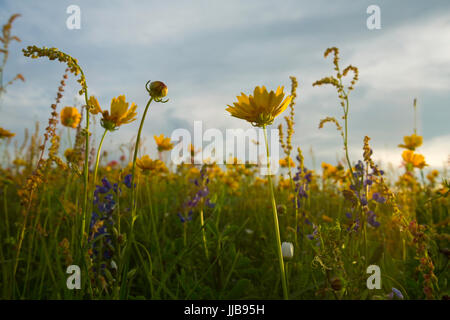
(200, 206, 209, 260)
(80, 69, 90, 247)
(263, 125, 288, 300)
(92, 128, 108, 186)
(130, 97, 153, 226)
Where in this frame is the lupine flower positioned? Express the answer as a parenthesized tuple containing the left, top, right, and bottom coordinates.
(226, 86, 292, 127)
(281, 242, 294, 260)
(372, 192, 386, 204)
(177, 211, 193, 223)
(89, 177, 116, 268)
(367, 210, 380, 228)
(100, 95, 138, 131)
(60, 106, 81, 128)
(123, 174, 134, 189)
(388, 287, 404, 299)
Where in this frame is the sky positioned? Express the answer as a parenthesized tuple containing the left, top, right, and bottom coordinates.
(0, 0, 449, 172)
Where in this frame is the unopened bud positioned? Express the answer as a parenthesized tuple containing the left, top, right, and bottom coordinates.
(149, 81, 168, 99)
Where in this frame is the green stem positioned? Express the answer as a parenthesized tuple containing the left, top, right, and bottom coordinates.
(263, 125, 288, 300)
(92, 128, 108, 186)
(130, 97, 153, 225)
(81, 70, 90, 247)
(200, 207, 209, 260)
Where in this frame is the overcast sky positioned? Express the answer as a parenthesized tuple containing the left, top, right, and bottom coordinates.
(1, 0, 449, 172)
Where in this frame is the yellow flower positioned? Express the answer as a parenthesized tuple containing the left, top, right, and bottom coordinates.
(154, 134, 174, 152)
(279, 156, 295, 168)
(398, 134, 423, 151)
(322, 162, 338, 177)
(136, 155, 168, 173)
(60, 107, 81, 128)
(101, 95, 137, 131)
(402, 150, 427, 169)
(0, 127, 15, 138)
(88, 96, 102, 115)
(426, 170, 439, 183)
(226, 86, 292, 127)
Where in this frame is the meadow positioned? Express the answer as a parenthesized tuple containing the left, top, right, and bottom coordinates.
(0, 14, 448, 300)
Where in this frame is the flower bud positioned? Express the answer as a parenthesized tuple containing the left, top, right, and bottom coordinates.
(281, 242, 294, 260)
(149, 81, 168, 99)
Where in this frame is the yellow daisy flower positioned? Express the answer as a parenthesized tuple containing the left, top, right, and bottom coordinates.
(154, 134, 174, 152)
(101, 95, 137, 131)
(60, 107, 81, 128)
(88, 96, 102, 115)
(398, 134, 423, 151)
(402, 150, 427, 169)
(226, 86, 292, 127)
(0, 127, 15, 139)
(136, 155, 168, 173)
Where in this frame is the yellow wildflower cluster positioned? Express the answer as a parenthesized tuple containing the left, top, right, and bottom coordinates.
(136, 155, 168, 174)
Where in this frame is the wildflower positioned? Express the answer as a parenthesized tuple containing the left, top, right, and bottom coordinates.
(123, 174, 134, 189)
(0, 127, 15, 138)
(154, 134, 174, 152)
(88, 96, 102, 114)
(136, 155, 168, 173)
(147, 81, 168, 100)
(100, 95, 137, 131)
(60, 106, 81, 128)
(64, 148, 79, 163)
(426, 170, 439, 184)
(402, 150, 427, 169)
(322, 162, 338, 178)
(281, 242, 294, 260)
(388, 287, 404, 300)
(226, 86, 292, 127)
(372, 192, 386, 204)
(398, 134, 423, 151)
(279, 156, 295, 168)
(367, 211, 380, 228)
(177, 211, 193, 223)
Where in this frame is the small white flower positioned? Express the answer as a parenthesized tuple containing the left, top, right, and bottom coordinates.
(281, 242, 294, 259)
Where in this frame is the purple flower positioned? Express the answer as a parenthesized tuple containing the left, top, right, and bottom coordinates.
(372, 192, 386, 204)
(177, 211, 193, 223)
(123, 174, 134, 189)
(391, 288, 404, 299)
(360, 196, 368, 206)
(367, 211, 380, 228)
